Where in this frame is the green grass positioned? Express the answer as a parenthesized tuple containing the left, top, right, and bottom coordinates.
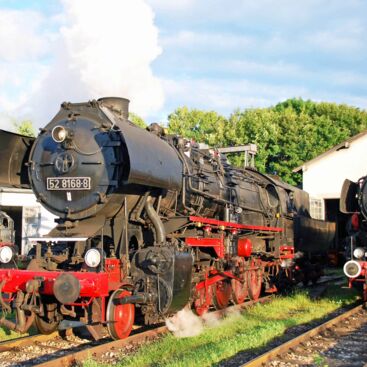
(0, 312, 36, 341)
(83, 285, 358, 367)
(323, 267, 344, 277)
(313, 354, 329, 367)
(0, 326, 23, 341)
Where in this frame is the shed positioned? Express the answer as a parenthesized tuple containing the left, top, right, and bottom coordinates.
(293, 130, 367, 246)
(0, 187, 56, 254)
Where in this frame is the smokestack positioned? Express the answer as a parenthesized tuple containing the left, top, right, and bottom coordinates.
(98, 97, 130, 119)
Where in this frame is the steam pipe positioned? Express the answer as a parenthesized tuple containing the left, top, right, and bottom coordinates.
(145, 196, 166, 245)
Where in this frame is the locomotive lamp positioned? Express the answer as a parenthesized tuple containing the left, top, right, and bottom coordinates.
(343, 260, 362, 278)
(84, 248, 101, 268)
(353, 247, 365, 259)
(0, 246, 13, 263)
(51, 125, 71, 143)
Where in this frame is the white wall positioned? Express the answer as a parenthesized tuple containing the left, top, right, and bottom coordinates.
(302, 134, 367, 199)
(0, 189, 56, 254)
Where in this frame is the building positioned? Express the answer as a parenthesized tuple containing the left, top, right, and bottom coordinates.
(0, 187, 55, 254)
(293, 130, 367, 246)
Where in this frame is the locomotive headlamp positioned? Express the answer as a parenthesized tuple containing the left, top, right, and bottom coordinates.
(51, 125, 69, 143)
(343, 260, 362, 278)
(0, 246, 13, 263)
(353, 247, 365, 259)
(84, 248, 101, 268)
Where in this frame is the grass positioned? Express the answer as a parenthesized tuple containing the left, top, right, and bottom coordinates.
(0, 311, 37, 341)
(84, 284, 359, 367)
(0, 326, 23, 341)
(313, 354, 329, 367)
(323, 267, 344, 277)
(0, 313, 24, 341)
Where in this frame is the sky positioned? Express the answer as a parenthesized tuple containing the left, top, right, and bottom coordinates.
(0, 0, 366, 130)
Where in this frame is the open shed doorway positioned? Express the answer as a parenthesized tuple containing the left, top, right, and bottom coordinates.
(0, 206, 22, 247)
(324, 198, 349, 263)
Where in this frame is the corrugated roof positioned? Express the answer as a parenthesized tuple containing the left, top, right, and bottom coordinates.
(292, 129, 367, 173)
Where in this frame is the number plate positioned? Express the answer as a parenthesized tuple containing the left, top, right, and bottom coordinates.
(46, 177, 91, 190)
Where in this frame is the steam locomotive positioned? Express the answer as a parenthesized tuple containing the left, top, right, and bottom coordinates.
(0, 97, 335, 339)
(340, 177, 367, 300)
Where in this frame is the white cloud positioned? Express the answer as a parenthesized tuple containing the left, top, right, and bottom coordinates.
(0, 9, 50, 120)
(0, 0, 164, 128)
(162, 31, 254, 50)
(59, 0, 163, 114)
(161, 77, 367, 119)
(303, 19, 365, 54)
(162, 78, 309, 114)
(0, 9, 49, 61)
(146, 0, 195, 12)
(0, 113, 15, 131)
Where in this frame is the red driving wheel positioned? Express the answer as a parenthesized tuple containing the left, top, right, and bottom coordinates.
(194, 287, 210, 316)
(212, 280, 232, 310)
(106, 289, 135, 340)
(231, 259, 248, 304)
(247, 259, 263, 301)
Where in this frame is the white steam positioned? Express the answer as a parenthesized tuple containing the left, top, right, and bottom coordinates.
(166, 307, 242, 338)
(166, 308, 203, 338)
(0, 0, 164, 129)
(202, 311, 221, 327)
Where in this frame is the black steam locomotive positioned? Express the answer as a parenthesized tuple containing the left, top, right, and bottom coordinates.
(340, 178, 367, 300)
(0, 97, 335, 339)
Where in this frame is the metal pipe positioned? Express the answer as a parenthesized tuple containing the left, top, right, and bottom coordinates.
(115, 294, 147, 305)
(14, 291, 26, 332)
(0, 291, 35, 333)
(145, 196, 166, 245)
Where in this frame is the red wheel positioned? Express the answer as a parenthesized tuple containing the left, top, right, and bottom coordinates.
(232, 260, 248, 304)
(194, 287, 210, 316)
(212, 280, 232, 310)
(106, 289, 135, 340)
(247, 260, 263, 301)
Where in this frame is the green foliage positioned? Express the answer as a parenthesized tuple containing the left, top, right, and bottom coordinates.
(313, 354, 329, 367)
(129, 112, 147, 129)
(13, 120, 36, 137)
(168, 107, 227, 146)
(168, 99, 367, 186)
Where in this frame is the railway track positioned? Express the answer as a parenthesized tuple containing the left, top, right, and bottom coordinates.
(0, 296, 272, 367)
(0, 275, 346, 367)
(241, 304, 367, 367)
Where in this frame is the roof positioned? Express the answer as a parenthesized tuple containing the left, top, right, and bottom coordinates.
(292, 129, 367, 173)
(0, 187, 32, 194)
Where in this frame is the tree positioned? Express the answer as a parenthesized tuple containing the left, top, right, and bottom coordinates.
(13, 120, 36, 137)
(168, 107, 227, 146)
(129, 112, 147, 129)
(166, 99, 367, 186)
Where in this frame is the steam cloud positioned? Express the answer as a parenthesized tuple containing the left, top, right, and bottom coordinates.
(0, 0, 164, 129)
(166, 308, 203, 338)
(166, 307, 241, 338)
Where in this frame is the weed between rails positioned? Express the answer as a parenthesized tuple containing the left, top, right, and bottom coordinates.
(83, 284, 358, 367)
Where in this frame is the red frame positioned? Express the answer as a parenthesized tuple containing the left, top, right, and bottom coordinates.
(279, 245, 295, 259)
(0, 258, 122, 301)
(186, 216, 284, 259)
(189, 216, 283, 232)
(185, 237, 224, 258)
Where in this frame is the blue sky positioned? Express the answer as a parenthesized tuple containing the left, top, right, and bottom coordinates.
(0, 0, 366, 129)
